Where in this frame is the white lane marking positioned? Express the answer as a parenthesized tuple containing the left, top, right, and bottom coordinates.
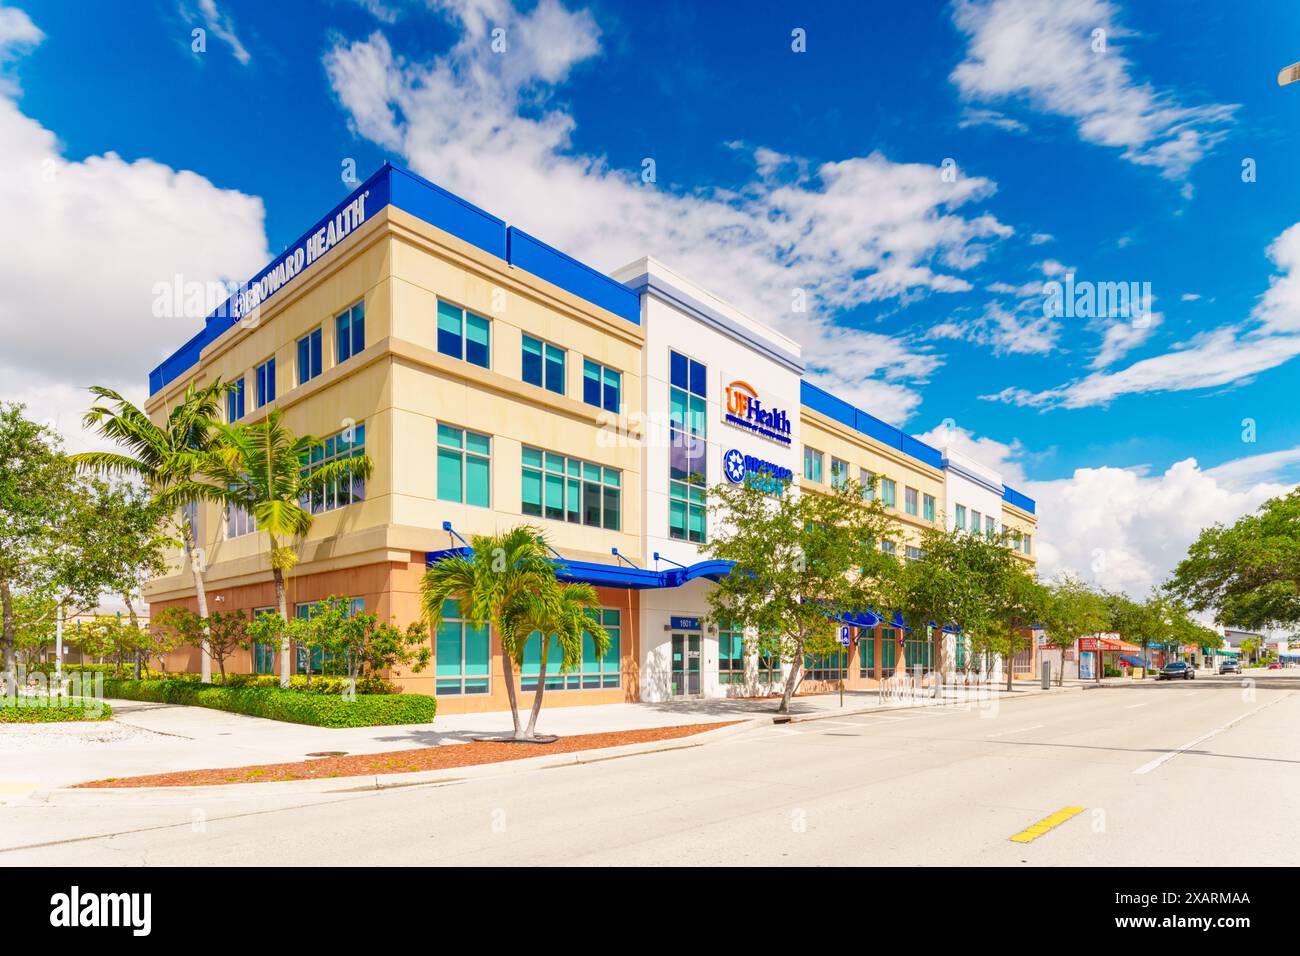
(985, 724, 1045, 738)
(1124, 703, 1150, 709)
(1132, 698, 1285, 775)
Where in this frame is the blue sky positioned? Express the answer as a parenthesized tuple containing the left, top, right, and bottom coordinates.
(4, 0, 1300, 596)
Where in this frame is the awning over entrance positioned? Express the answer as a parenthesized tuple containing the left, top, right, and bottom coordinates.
(424, 548, 735, 590)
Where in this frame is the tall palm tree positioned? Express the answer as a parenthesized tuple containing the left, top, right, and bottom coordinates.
(503, 580, 609, 740)
(171, 410, 372, 687)
(421, 526, 554, 738)
(72, 382, 230, 682)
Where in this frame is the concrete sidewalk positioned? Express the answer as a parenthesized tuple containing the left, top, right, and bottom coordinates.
(0, 679, 1076, 796)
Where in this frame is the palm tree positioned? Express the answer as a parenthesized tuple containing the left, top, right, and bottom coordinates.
(420, 527, 555, 738)
(171, 410, 372, 687)
(503, 580, 609, 740)
(72, 382, 230, 682)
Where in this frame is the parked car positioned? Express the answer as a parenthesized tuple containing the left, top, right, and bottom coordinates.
(1219, 659, 1242, 675)
(1267, 661, 1282, 670)
(1157, 661, 1195, 681)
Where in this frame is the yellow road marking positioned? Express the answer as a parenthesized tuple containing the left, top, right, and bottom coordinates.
(1009, 805, 1085, 844)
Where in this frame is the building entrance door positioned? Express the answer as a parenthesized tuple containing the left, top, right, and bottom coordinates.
(671, 633, 701, 697)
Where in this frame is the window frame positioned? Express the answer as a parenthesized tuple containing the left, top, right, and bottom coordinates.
(254, 357, 276, 408)
(436, 299, 491, 368)
(336, 300, 366, 365)
(582, 358, 622, 412)
(436, 424, 491, 508)
(296, 327, 323, 386)
(301, 423, 367, 515)
(434, 598, 491, 696)
(521, 446, 620, 531)
(522, 333, 566, 395)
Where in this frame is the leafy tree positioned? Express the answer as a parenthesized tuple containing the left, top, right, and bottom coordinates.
(982, 539, 1050, 691)
(307, 595, 430, 688)
(74, 382, 232, 682)
(891, 525, 1001, 685)
(421, 526, 560, 739)
(701, 478, 896, 714)
(157, 606, 247, 683)
(72, 615, 151, 677)
(0, 404, 126, 693)
(1168, 490, 1300, 631)
(172, 410, 373, 687)
(1039, 575, 1109, 685)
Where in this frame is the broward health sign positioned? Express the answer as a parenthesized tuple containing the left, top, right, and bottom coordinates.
(226, 186, 377, 322)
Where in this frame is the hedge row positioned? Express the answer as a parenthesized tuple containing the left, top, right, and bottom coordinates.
(36, 664, 397, 695)
(102, 679, 436, 728)
(0, 698, 113, 722)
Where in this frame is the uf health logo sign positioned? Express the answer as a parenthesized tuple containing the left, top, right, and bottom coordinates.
(724, 449, 793, 493)
(723, 380, 792, 445)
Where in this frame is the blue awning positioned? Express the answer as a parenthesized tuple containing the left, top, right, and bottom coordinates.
(425, 548, 734, 590)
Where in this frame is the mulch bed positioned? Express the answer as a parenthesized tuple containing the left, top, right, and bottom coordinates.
(76, 722, 739, 789)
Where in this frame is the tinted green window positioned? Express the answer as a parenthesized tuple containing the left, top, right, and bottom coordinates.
(437, 424, 490, 507)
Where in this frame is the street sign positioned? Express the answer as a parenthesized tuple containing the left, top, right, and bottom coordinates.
(837, 625, 851, 646)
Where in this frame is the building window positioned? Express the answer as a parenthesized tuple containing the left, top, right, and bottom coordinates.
(521, 608, 621, 691)
(718, 622, 746, 685)
(804, 447, 824, 483)
(830, 457, 849, 489)
(302, 424, 366, 514)
(881, 539, 896, 556)
(880, 628, 899, 673)
(985, 515, 996, 537)
(522, 334, 565, 394)
(583, 358, 621, 412)
(906, 546, 923, 562)
(971, 510, 982, 534)
(226, 377, 245, 423)
(859, 634, 875, 677)
(297, 328, 323, 386)
(904, 486, 919, 516)
(880, 477, 896, 508)
(254, 357, 276, 408)
(1023, 533, 1032, 555)
(225, 499, 255, 539)
(435, 599, 490, 695)
(904, 630, 933, 671)
(954, 504, 966, 531)
(437, 425, 490, 508)
(860, 468, 876, 499)
(804, 648, 847, 682)
(669, 350, 707, 542)
(180, 500, 199, 550)
(436, 300, 490, 368)
(521, 447, 620, 530)
(336, 301, 365, 364)
(923, 493, 935, 522)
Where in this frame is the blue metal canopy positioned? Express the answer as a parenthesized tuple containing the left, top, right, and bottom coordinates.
(424, 547, 734, 590)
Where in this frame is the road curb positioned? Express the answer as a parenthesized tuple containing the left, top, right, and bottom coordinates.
(773, 684, 1083, 724)
(28, 717, 768, 804)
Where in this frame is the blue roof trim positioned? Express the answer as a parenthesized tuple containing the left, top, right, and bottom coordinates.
(425, 549, 731, 589)
(1002, 484, 1036, 515)
(149, 163, 640, 396)
(389, 163, 506, 259)
(506, 227, 640, 324)
(621, 272, 804, 374)
(800, 381, 943, 470)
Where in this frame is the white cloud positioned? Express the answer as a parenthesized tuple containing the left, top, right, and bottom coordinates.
(1089, 311, 1162, 368)
(1180, 293, 1200, 301)
(957, 107, 1028, 133)
(323, 0, 1014, 424)
(951, 0, 1236, 180)
(984, 223, 1300, 408)
(192, 0, 250, 64)
(0, 5, 269, 448)
(1028, 455, 1295, 597)
(925, 422, 1300, 599)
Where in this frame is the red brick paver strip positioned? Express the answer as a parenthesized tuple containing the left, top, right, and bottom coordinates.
(77, 722, 740, 788)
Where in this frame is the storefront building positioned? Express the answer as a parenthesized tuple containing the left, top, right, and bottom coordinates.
(143, 163, 1038, 709)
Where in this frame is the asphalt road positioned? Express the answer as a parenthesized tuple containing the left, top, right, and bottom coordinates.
(4, 671, 1298, 866)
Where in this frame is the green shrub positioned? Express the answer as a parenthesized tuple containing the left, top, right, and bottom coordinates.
(215, 673, 396, 695)
(102, 679, 435, 728)
(0, 698, 113, 722)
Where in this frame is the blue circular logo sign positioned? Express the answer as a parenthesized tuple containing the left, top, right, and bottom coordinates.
(723, 448, 747, 483)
